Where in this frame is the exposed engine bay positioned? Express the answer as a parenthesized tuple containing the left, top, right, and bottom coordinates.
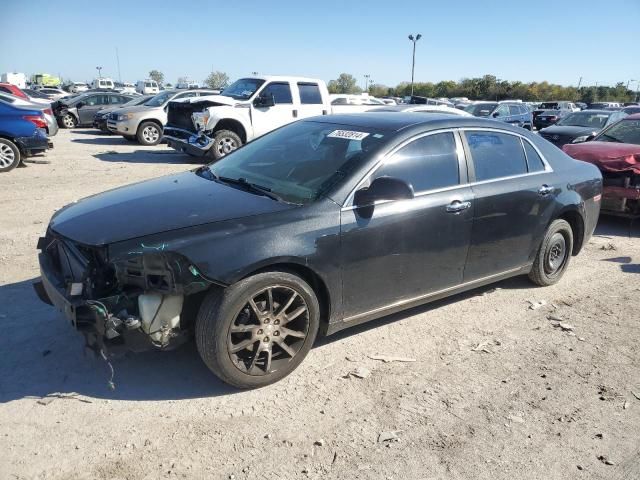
(34, 229, 214, 355)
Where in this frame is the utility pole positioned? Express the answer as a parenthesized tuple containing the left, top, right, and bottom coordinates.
(364, 74, 370, 92)
(115, 47, 122, 82)
(577, 76, 582, 89)
(408, 34, 422, 96)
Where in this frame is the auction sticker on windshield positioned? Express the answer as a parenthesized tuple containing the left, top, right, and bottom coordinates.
(327, 130, 370, 140)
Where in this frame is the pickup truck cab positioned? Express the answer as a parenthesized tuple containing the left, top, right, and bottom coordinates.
(164, 76, 330, 159)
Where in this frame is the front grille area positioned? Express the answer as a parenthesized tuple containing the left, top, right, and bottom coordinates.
(540, 133, 571, 146)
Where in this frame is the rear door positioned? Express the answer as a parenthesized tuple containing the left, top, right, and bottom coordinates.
(340, 130, 474, 319)
(461, 129, 556, 281)
(251, 81, 297, 138)
(296, 82, 328, 119)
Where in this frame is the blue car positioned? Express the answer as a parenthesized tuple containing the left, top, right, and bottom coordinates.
(0, 100, 50, 172)
(465, 101, 533, 130)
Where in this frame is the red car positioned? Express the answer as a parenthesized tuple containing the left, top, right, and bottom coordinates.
(563, 113, 640, 217)
(0, 82, 28, 99)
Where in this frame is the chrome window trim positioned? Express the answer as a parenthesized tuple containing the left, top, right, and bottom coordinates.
(342, 127, 553, 210)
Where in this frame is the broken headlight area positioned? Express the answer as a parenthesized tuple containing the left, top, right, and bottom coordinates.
(35, 231, 215, 354)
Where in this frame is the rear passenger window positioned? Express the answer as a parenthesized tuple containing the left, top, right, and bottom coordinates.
(374, 132, 459, 192)
(261, 82, 293, 104)
(523, 140, 546, 172)
(509, 105, 520, 115)
(298, 83, 323, 104)
(465, 131, 527, 181)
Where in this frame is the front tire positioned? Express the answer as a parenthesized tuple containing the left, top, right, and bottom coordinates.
(61, 113, 77, 129)
(136, 121, 162, 146)
(196, 271, 320, 389)
(528, 219, 573, 286)
(0, 138, 21, 172)
(209, 129, 242, 160)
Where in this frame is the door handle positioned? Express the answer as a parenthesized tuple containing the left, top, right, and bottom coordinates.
(446, 200, 471, 213)
(292, 109, 298, 118)
(538, 184, 554, 196)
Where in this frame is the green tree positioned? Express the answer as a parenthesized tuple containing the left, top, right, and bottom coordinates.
(148, 70, 164, 85)
(328, 73, 362, 94)
(204, 71, 230, 89)
(368, 83, 390, 97)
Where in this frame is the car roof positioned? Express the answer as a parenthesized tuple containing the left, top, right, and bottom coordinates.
(244, 75, 322, 83)
(303, 112, 524, 133)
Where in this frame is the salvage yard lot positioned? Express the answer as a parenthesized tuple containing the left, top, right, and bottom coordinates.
(1, 129, 639, 480)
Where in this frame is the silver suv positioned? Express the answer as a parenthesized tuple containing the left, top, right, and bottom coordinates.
(107, 89, 216, 145)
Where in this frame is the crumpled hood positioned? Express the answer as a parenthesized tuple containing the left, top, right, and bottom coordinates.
(179, 94, 241, 107)
(50, 171, 294, 246)
(562, 142, 640, 174)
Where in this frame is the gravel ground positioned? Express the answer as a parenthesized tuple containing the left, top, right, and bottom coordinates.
(0, 129, 639, 480)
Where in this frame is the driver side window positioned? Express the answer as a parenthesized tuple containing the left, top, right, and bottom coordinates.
(494, 105, 509, 117)
(261, 82, 293, 104)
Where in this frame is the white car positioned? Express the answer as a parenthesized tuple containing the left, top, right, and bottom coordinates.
(92, 78, 115, 90)
(136, 80, 159, 95)
(36, 88, 67, 101)
(69, 82, 89, 93)
(368, 104, 473, 116)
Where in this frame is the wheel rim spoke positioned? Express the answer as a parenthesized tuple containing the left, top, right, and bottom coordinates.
(248, 298, 263, 318)
(229, 338, 256, 353)
(280, 327, 306, 339)
(230, 324, 255, 333)
(276, 292, 297, 317)
(277, 340, 296, 358)
(283, 305, 306, 324)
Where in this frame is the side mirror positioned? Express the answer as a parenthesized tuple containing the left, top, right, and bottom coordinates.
(354, 177, 414, 207)
(76, 101, 84, 108)
(254, 94, 275, 108)
(492, 111, 500, 118)
(586, 134, 595, 142)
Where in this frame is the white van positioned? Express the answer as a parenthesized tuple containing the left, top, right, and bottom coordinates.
(136, 80, 159, 95)
(92, 78, 115, 89)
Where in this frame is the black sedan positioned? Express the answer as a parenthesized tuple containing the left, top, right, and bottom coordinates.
(538, 110, 627, 147)
(34, 114, 602, 388)
(533, 109, 572, 130)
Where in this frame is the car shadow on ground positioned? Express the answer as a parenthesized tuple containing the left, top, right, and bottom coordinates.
(93, 150, 200, 165)
(2, 217, 637, 403)
(72, 137, 137, 146)
(594, 215, 640, 238)
(70, 129, 111, 136)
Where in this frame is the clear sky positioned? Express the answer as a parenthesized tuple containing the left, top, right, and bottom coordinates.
(1, 0, 638, 89)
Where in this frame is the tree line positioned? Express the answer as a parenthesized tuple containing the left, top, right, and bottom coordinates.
(329, 73, 639, 103)
(146, 70, 638, 103)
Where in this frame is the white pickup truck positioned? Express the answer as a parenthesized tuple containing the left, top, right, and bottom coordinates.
(164, 76, 373, 160)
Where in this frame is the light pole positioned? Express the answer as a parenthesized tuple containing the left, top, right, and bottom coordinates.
(364, 74, 370, 92)
(96, 66, 102, 79)
(408, 34, 422, 96)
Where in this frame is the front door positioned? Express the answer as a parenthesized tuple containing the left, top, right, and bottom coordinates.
(462, 130, 556, 281)
(340, 131, 474, 319)
(78, 94, 108, 125)
(251, 82, 297, 138)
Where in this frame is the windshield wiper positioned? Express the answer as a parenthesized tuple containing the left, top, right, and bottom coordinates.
(217, 176, 286, 202)
(599, 133, 622, 143)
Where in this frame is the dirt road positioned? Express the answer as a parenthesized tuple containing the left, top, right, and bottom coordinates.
(1, 129, 639, 480)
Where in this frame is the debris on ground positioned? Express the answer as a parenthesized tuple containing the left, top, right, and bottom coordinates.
(36, 393, 93, 406)
(314, 439, 325, 447)
(597, 455, 615, 466)
(547, 314, 564, 322)
(600, 243, 617, 251)
(377, 431, 399, 443)
(368, 355, 416, 363)
(624, 401, 630, 410)
(471, 339, 501, 353)
(598, 385, 620, 402)
(528, 300, 547, 310)
(346, 367, 371, 379)
(552, 322, 575, 332)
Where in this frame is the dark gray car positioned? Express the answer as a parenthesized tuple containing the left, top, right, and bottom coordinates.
(53, 92, 136, 128)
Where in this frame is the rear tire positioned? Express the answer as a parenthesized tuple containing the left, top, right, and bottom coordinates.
(0, 138, 21, 172)
(136, 121, 162, 146)
(528, 219, 573, 286)
(196, 271, 320, 389)
(209, 129, 242, 160)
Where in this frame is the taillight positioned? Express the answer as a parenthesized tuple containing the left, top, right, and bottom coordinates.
(43, 108, 53, 115)
(23, 115, 48, 129)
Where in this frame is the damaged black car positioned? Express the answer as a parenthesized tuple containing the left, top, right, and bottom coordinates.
(35, 113, 602, 389)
